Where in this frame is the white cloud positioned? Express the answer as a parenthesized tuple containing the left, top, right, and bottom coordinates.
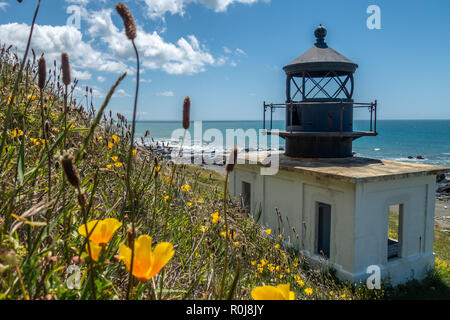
(72, 69, 92, 80)
(156, 91, 174, 96)
(115, 89, 131, 97)
(0, 23, 132, 75)
(97, 76, 106, 82)
(223, 46, 232, 54)
(0, 2, 8, 11)
(235, 48, 246, 56)
(86, 9, 215, 75)
(143, 0, 269, 18)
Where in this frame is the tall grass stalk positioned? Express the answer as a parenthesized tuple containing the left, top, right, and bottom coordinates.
(0, 0, 41, 167)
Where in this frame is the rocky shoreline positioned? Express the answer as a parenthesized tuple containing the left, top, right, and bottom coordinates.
(436, 174, 450, 202)
(142, 142, 450, 200)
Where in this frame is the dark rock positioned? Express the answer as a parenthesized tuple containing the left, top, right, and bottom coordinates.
(417, 155, 424, 160)
(408, 156, 413, 159)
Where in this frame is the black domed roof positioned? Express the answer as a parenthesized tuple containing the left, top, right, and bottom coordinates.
(283, 25, 358, 77)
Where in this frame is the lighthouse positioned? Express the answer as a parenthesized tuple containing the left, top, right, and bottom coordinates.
(230, 25, 449, 286)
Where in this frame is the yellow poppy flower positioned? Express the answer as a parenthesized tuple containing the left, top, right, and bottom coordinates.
(187, 202, 192, 207)
(304, 288, 313, 295)
(106, 164, 112, 169)
(210, 212, 221, 224)
(108, 141, 114, 149)
(197, 198, 204, 203)
(111, 156, 118, 162)
(155, 166, 161, 172)
(164, 195, 169, 201)
(119, 235, 174, 282)
(275, 244, 280, 249)
(265, 229, 271, 235)
(181, 184, 191, 192)
(114, 162, 123, 167)
(234, 241, 239, 247)
(30, 137, 40, 146)
(11, 129, 24, 138)
(27, 95, 36, 101)
(97, 136, 103, 141)
(78, 218, 122, 245)
(132, 149, 137, 156)
(7, 94, 16, 105)
(86, 242, 103, 261)
(111, 134, 120, 143)
(251, 284, 295, 300)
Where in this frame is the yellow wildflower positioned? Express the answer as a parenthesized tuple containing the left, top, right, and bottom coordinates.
(97, 136, 103, 141)
(181, 184, 191, 192)
(111, 156, 118, 162)
(30, 138, 40, 146)
(187, 202, 192, 207)
(197, 197, 204, 203)
(114, 162, 123, 168)
(78, 218, 122, 245)
(111, 134, 120, 143)
(251, 284, 295, 300)
(265, 229, 271, 235)
(106, 164, 112, 169)
(234, 241, 239, 247)
(11, 129, 23, 138)
(275, 244, 280, 249)
(85, 242, 103, 261)
(304, 288, 313, 295)
(164, 195, 169, 201)
(107, 141, 114, 149)
(200, 226, 207, 233)
(132, 149, 137, 156)
(119, 235, 174, 282)
(210, 212, 221, 224)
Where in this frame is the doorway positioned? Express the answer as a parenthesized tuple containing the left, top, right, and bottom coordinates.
(316, 202, 331, 258)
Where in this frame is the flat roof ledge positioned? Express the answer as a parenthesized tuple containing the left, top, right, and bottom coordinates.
(236, 152, 450, 184)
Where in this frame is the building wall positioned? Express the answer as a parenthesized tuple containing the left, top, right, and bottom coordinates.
(353, 175, 436, 285)
(230, 165, 437, 286)
(230, 165, 356, 276)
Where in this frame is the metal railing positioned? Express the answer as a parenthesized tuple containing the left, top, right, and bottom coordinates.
(263, 100, 377, 134)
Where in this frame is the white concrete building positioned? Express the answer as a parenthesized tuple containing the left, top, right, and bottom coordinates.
(230, 153, 449, 285)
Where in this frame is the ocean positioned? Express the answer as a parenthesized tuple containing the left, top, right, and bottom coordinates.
(134, 120, 450, 167)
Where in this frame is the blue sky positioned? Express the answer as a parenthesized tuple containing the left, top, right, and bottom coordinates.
(1, 0, 450, 121)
